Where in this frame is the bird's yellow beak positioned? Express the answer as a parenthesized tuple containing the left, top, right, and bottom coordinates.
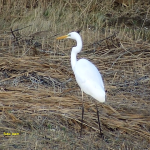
(56, 35, 68, 40)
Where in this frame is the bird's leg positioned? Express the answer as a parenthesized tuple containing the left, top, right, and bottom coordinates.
(95, 103, 103, 137)
(80, 91, 84, 137)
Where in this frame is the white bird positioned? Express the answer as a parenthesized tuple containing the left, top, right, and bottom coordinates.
(57, 32, 105, 136)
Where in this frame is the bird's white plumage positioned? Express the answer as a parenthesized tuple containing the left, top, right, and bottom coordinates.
(57, 32, 105, 103)
(74, 59, 105, 102)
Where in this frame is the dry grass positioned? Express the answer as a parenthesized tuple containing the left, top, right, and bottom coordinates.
(0, 0, 150, 149)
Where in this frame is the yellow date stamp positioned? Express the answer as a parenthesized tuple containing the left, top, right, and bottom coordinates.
(3, 132, 19, 136)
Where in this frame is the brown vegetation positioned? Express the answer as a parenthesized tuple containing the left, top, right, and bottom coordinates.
(0, 0, 150, 149)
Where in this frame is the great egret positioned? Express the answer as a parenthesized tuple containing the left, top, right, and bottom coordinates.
(57, 32, 105, 136)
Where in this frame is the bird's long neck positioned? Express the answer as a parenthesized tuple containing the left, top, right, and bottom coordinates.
(71, 37, 82, 72)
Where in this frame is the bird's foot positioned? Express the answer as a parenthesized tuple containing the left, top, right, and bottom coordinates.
(98, 132, 104, 139)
